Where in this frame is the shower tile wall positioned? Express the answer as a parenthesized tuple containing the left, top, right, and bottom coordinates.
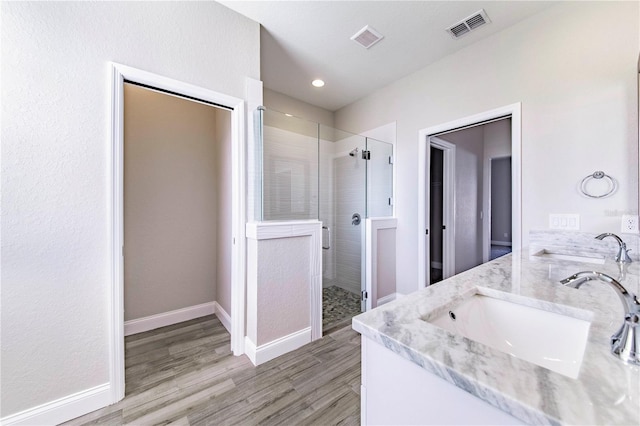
(262, 125, 318, 221)
(319, 138, 335, 285)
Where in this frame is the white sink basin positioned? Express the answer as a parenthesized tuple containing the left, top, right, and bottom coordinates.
(531, 249, 605, 265)
(428, 290, 592, 379)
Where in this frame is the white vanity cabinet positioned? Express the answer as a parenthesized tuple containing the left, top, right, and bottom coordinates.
(354, 248, 640, 426)
(360, 336, 522, 425)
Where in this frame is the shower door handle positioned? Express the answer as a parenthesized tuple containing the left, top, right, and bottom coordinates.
(322, 226, 331, 250)
(352, 213, 361, 226)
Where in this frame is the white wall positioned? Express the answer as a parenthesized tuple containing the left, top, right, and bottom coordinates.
(1, 1, 259, 418)
(335, 2, 639, 295)
(264, 88, 334, 128)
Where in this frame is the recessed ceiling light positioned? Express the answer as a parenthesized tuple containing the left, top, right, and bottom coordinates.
(312, 79, 325, 88)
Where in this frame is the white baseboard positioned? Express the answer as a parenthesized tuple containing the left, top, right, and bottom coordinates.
(377, 292, 402, 306)
(244, 327, 312, 366)
(244, 337, 257, 365)
(124, 301, 216, 336)
(491, 241, 512, 247)
(214, 302, 232, 333)
(1, 383, 111, 426)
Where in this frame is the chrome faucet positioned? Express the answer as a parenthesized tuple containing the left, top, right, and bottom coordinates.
(595, 233, 632, 264)
(560, 271, 639, 366)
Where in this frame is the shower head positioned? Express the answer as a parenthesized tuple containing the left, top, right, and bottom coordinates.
(349, 147, 359, 157)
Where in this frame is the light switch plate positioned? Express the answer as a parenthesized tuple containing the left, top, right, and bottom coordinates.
(549, 214, 580, 230)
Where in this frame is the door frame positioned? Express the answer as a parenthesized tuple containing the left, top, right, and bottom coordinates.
(108, 63, 246, 404)
(417, 103, 522, 289)
(428, 137, 456, 282)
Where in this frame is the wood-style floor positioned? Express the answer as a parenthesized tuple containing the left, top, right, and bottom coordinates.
(64, 315, 361, 425)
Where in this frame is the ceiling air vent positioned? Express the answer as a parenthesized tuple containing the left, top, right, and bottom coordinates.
(446, 9, 491, 39)
(351, 25, 384, 49)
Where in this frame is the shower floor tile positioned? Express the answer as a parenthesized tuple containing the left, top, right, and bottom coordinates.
(323, 286, 361, 334)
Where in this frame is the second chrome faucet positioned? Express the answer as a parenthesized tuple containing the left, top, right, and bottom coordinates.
(595, 233, 632, 264)
(560, 271, 639, 366)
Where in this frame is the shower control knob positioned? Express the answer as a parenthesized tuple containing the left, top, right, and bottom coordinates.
(352, 213, 361, 226)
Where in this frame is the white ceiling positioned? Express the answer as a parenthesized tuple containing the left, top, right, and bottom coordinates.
(221, 1, 557, 111)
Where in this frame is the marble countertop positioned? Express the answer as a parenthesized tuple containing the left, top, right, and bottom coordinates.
(352, 249, 640, 425)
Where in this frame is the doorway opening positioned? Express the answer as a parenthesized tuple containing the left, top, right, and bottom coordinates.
(122, 81, 231, 395)
(109, 63, 246, 404)
(417, 104, 521, 289)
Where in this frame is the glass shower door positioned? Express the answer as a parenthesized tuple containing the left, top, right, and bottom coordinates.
(259, 108, 319, 221)
(366, 137, 394, 218)
(319, 126, 367, 329)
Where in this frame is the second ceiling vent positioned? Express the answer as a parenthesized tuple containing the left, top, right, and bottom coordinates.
(446, 9, 491, 39)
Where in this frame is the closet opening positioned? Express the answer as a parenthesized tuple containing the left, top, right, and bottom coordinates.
(109, 63, 247, 404)
(122, 82, 233, 396)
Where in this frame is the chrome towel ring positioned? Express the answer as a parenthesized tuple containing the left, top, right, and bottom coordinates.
(580, 171, 616, 198)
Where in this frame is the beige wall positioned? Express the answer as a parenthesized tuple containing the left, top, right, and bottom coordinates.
(376, 228, 396, 301)
(335, 2, 639, 295)
(256, 236, 311, 345)
(123, 84, 225, 321)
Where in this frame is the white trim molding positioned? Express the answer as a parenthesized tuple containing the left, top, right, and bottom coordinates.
(429, 137, 456, 281)
(109, 62, 247, 406)
(417, 103, 522, 291)
(0, 384, 111, 426)
(244, 327, 312, 366)
(245, 220, 323, 347)
(124, 302, 216, 336)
